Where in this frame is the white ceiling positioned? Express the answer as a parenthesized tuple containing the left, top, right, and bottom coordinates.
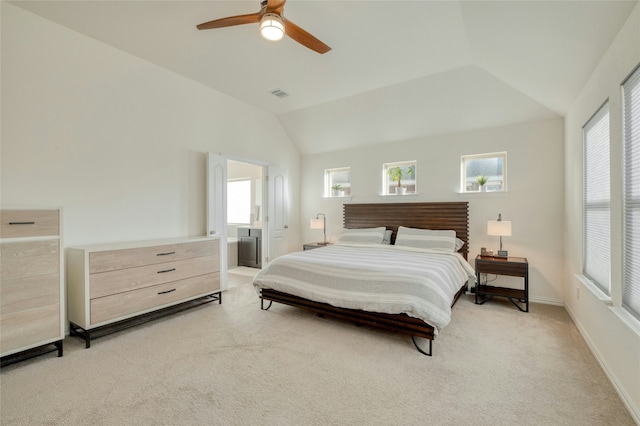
(9, 0, 638, 155)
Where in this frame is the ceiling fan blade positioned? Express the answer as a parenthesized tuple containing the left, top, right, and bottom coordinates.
(285, 19, 331, 54)
(196, 13, 260, 30)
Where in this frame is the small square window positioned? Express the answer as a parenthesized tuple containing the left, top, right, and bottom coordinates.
(461, 153, 507, 192)
(383, 161, 416, 195)
(325, 167, 351, 197)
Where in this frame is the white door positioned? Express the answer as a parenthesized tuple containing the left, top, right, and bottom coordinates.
(266, 166, 289, 264)
(207, 153, 228, 290)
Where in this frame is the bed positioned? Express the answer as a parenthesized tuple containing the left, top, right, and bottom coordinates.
(253, 202, 474, 356)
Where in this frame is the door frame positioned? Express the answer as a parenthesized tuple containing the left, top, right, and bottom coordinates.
(208, 153, 271, 290)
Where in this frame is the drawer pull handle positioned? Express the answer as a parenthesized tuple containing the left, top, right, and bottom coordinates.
(157, 268, 176, 274)
(157, 288, 176, 295)
(156, 251, 176, 256)
(9, 221, 36, 225)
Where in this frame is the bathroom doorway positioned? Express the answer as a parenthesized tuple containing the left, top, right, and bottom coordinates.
(207, 153, 289, 291)
(227, 159, 264, 275)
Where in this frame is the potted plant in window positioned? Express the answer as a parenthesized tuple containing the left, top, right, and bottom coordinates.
(477, 175, 488, 192)
(331, 184, 344, 197)
(389, 166, 414, 195)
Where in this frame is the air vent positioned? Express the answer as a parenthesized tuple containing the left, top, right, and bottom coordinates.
(270, 89, 289, 98)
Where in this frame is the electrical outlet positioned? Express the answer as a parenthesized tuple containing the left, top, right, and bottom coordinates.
(576, 287, 580, 300)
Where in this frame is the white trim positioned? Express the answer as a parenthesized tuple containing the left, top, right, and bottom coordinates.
(322, 196, 353, 201)
(379, 194, 419, 200)
(575, 273, 613, 305)
(564, 304, 640, 424)
(457, 191, 509, 198)
(610, 307, 640, 338)
(529, 296, 564, 306)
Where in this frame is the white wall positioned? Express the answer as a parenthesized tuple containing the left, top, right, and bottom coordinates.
(564, 4, 640, 422)
(301, 117, 565, 304)
(1, 3, 301, 252)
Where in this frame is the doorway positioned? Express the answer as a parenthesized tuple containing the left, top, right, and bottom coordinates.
(227, 160, 264, 278)
(207, 153, 289, 291)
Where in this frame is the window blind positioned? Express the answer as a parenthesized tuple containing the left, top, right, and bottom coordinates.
(583, 102, 610, 295)
(623, 64, 640, 319)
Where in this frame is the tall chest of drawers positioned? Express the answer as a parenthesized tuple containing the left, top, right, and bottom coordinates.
(67, 237, 220, 347)
(0, 209, 64, 364)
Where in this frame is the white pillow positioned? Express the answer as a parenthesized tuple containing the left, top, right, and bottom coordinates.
(337, 227, 387, 244)
(456, 238, 465, 251)
(394, 226, 458, 252)
(382, 229, 393, 245)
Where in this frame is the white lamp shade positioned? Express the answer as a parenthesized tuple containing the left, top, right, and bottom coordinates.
(310, 218, 324, 230)
(260, 14, 285, 41)
(487, 220, 512, 237)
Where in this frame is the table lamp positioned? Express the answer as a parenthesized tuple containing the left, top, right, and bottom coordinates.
(310, 213, 328, 245)
(487, 213, 512, 258)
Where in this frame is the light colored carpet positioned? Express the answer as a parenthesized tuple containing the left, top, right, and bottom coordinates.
(0, 277, 634, 425)
(229, 266, 261, 277)
(228, 267, 261, 288)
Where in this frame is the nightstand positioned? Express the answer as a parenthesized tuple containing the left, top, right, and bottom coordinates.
(475, 255, 529, 312)
(303, 243, 331, 251)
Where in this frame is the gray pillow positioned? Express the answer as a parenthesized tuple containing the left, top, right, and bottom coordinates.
(337, 227, 387, 244)
(394, 226, 458, 252)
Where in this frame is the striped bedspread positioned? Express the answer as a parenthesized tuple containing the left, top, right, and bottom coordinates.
(253, 243, 476, 332)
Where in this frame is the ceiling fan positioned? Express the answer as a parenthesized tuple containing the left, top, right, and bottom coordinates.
(196, 0, 331, 54)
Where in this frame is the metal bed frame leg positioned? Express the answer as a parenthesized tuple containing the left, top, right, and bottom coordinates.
(411, 336, 433, 356)
(260, 297, 273, 310)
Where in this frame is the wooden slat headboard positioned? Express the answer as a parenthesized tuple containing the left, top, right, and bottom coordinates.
(343, 202, 469, 259)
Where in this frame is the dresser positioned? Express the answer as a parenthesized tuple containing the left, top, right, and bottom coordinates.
(67, 237, 220, 347)
(1, 209, 64, 366)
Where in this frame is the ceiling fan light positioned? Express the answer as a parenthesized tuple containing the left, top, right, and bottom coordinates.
(260, 13, 284, 41)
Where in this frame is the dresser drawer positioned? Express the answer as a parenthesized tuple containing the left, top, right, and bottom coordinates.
(90, 255, 219, 299)
(1, 210, 59, 238)
(1, 240, 60, 280)
(88, 240, 218, 273)
(0, 304, 61, 354)
(90, 272, 220, 325)
(1, 273, 60, 315)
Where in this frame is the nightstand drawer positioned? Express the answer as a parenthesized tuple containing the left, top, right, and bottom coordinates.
(476, 260, 527, 276)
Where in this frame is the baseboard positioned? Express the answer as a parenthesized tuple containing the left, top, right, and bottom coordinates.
(529, 296, 563, 306)
(564, 303, 640, 424)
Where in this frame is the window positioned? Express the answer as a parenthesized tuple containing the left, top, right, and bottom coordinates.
(583, 101, 610, 295)
(383, 161, 416, 195)
(623, 64, 640, 319)
(461, 152, 506, 192)
(325, 167, 351, 197)
(227, 179, 251, 224)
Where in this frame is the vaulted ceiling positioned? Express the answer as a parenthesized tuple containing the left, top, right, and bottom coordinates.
(9, 0, 638, 154)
